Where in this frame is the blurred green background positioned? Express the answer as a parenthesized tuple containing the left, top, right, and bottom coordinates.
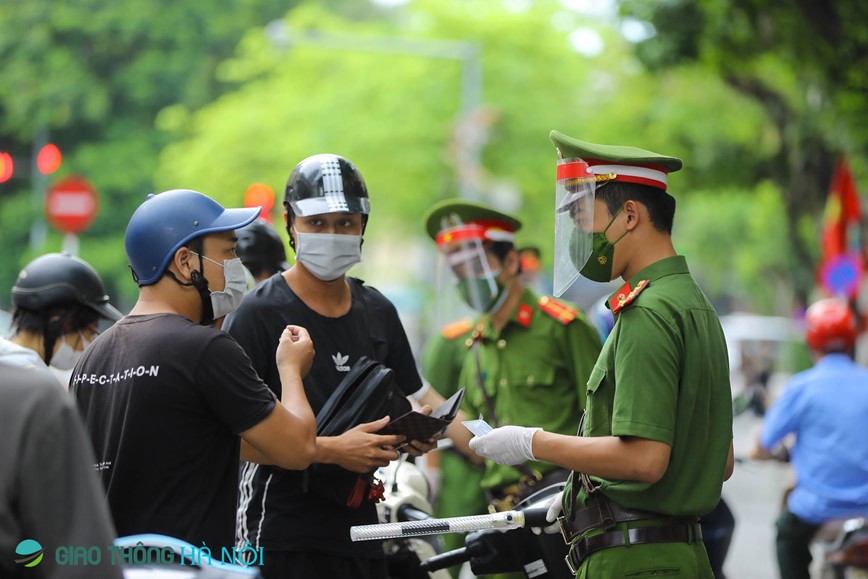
(2, 0, 866, 355)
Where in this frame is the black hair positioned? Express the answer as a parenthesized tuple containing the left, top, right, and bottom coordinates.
(596, 181, 676, 234)
(484, 241, 522, 275)
(11, 304, 100, 364)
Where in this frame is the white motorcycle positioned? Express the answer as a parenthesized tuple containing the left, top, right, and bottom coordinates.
(376, 458, 452, 579)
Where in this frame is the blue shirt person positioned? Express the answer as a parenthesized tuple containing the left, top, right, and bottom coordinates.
(751, 298, 868, 579)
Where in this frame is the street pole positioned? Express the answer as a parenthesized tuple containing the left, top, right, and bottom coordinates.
(264, 22, 483, 200)
(29, 127, 49, 250)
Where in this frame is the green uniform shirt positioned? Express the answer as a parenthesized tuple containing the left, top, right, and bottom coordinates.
(444, 287, 601, 490)
(422, 323, 487, 544)
(580, 255, 732, 516)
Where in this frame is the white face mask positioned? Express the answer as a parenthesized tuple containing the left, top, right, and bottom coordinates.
(295, 230, 363, 281)
(195, 254, 248, 319)
(51, 332, 91, 371)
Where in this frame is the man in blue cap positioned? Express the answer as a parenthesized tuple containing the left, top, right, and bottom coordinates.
(470, 133, 734, 577)
(72, 189, 317, 553)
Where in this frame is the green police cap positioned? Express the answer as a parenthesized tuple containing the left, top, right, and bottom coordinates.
(550, 130, 682, 191)
(423, 199, 522, 245)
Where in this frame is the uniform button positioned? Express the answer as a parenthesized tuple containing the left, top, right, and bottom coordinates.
(465, 338, 474, 347)
(472, 330, 480, 339)
(499, 378, 508, 387)
(476, 323, 485, 332)
(497, 339, 507, 349)
(540, 297, 549, 305)
(527, 375, 535, 385)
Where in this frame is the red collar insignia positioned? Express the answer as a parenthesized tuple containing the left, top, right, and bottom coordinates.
(609, 279, 650, 314)
(517, 303, 534, 327)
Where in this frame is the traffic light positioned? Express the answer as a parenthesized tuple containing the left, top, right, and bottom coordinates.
(0, 143, 62, 183)
(0, 152, 13, 183)
(36, 143, 62, 175)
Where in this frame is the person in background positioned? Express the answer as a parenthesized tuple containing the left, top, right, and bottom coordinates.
(1, 253, 122, 378)
(236, 218, 290, 286)
(470, 132, 734, 578)
(1, 362, 122, 579)
(750, 298, 868, 579)
(72, 189, 317, 553)
(517, 245, 552, 295)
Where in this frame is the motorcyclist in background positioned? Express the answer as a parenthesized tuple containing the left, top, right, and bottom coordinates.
(750, 298, 868, 579)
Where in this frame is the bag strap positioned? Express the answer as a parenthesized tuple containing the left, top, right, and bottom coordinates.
(350, 278, 388, 362)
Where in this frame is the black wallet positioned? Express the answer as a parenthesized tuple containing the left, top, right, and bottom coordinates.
(377, 388, 465, 441)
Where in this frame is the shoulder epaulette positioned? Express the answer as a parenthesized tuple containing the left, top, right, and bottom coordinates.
(538, 296, 579, 325)
(441, 319, 473, 340)
(609, 280, 651, 315)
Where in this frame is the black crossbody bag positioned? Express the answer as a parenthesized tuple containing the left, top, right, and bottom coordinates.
(302, 279, 411, 508)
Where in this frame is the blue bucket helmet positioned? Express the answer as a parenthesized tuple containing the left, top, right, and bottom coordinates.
(125, 189, 261, 286)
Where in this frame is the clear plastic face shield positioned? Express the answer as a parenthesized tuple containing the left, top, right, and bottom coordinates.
(434, 223, 503, 324)
(553, 158, 597, 297)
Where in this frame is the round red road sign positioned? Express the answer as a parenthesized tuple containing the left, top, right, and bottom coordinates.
(45, 175, 99, 234)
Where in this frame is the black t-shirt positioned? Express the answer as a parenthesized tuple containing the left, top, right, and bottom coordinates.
(70, 314, 276, 552)
(224, 275, 423, 558)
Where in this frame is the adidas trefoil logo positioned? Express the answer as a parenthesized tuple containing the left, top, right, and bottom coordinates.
(332, 352, 350, 372)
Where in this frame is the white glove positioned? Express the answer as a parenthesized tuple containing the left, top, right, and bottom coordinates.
(468, 425, 541, 465)
(531, 490, 565, 536)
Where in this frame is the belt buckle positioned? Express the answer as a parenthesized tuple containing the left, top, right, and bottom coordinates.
(564, 549, 578, 576)
(557, 515, 573, 545)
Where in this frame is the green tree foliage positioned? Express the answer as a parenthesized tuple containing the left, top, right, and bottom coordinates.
(155, 0, 781, 313)
(619, 0, 868, 304)
(0, 0, 299, 308)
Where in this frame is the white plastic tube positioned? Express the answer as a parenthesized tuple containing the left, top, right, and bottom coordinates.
(350, 510, 525, 542)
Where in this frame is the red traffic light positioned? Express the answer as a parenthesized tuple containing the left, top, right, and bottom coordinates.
(37, 143, 62, 175)
(0, 152, 13, 183)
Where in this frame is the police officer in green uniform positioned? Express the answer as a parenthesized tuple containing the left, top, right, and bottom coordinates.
(421, 317, 488, 570)
(470, 134, 735, 578)
(421, 200, 602, 566)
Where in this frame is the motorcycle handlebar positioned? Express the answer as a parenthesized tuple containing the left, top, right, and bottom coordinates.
(398, 504, 430, 522)
(418, 547, 470, 572)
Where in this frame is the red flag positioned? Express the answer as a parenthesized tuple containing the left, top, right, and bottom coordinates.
(821, 156, 861, 262)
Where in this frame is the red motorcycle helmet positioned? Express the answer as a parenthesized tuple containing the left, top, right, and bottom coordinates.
(805, 298, 856, 352)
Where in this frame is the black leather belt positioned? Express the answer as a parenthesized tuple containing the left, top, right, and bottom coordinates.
(558, 496, 661, 543)
(565, 522, 703, 575)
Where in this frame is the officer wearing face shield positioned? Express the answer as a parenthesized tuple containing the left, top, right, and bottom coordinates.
(469, 133, 734, 578)
(226, 154, 452, 579)
(2, 253, 122, 375)
(71, 189, 317, 552)
(419, 200, 601, 565)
